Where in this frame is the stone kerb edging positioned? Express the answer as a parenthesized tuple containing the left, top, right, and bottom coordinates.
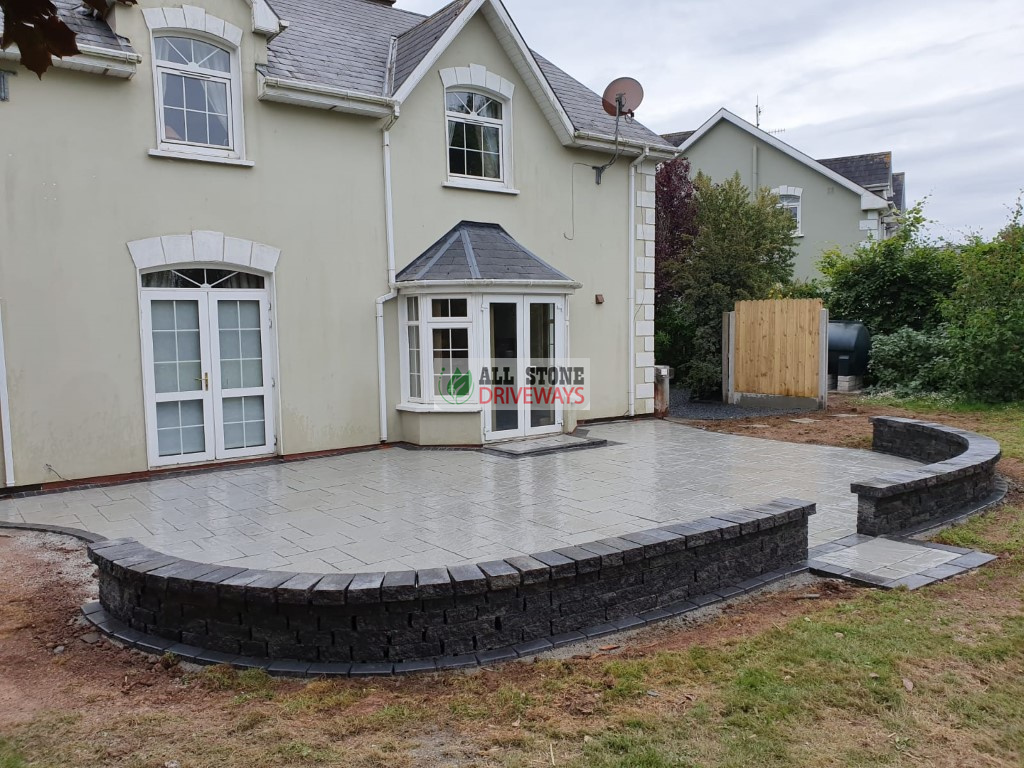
(86, 499, 815, 674)
(853, 417, 1003, 537)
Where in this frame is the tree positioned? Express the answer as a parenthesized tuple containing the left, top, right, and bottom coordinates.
(817, 204, 961, 336)
(656, 169, 796, 398)
(942, 200, 1024, 401)
(1, 0, 135, 77)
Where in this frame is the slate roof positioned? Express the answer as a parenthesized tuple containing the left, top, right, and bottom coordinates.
(263, 0, 670, 147)
(26, 0, 670, 149)
(818, 152, 892, 190)
(392, 0, 466, 92)
(532, 52, 671, 147)
(0, 0, 135, 53)
(891, 171, 905, 212)
(396, 221, 575, 283)
(662, 130, 695, 147)
(263, 0, 423, 94)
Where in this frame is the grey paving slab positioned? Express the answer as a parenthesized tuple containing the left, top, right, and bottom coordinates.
(2, 420, 919, 573)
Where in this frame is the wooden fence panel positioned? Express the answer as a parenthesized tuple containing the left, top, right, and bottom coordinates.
(732, 299, 823, 398)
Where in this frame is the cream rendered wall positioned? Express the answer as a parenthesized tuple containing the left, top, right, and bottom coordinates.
(0, 0, 389, 485)
(681, 120, 868, 279)
(386, 13, 645, 438)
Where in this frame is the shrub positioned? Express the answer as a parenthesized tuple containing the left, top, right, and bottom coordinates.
(819, 205, 961, 335)
(869, 326, 953, 395)
(942, 204, 1024, 401)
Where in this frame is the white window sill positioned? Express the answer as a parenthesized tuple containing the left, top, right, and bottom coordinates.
(443, 179, 520, 195)
(793, 232, 804, 238)
(148, 149, 255, 168)
(397, 402, 483, 414)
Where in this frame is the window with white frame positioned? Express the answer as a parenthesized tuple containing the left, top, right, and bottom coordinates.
(446, 90, 506, 183)
(402, 296, 472, 404)
(152, 34, 242, 158)
(772, 186, 803, 235)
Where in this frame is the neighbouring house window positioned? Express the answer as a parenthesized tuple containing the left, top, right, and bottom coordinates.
(446, 90, 506, 183)
(773, 186, 803, 235)
(152, 34, 242, 159)
(402, 296, 472, 404)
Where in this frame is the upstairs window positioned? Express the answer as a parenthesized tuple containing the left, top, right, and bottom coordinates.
(155, 36, 234, 151)
(773, 186, 803, 235)
(446, 90, 504, 181)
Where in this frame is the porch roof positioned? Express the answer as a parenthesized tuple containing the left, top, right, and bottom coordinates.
(395, 221, 576, 285)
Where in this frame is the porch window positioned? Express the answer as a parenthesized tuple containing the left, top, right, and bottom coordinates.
(402, 296, 472, 404)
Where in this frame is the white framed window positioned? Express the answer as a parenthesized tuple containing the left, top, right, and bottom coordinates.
(446, 91, 504, 182)
(401, 295, 474, 406)
(144, 8, 249, 166)
(439, 65, 516, 193)
(773, 186, 803, 235)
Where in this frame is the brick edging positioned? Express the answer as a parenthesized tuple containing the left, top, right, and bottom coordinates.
(853, 417, 1004, 536)
(87, 499, 815, 670)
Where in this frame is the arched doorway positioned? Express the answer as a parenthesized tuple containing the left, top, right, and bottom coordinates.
(139, 266, 276, 467)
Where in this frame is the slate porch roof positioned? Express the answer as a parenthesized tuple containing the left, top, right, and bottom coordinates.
(396, 221, 576, 284)
(817, 152, 892, 190)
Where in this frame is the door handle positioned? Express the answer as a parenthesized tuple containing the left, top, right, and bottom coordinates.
(194, 373, 209, 391)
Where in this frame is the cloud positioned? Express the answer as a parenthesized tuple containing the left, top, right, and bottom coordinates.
(398, 0, 1024, 237)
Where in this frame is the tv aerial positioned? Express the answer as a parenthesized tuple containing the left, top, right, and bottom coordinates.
(592, 77, 645, 185)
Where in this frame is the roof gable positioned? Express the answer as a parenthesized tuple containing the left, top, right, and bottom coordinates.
(674, 109, 890, 211)
(387, 0, 672, 153)
(397, 222, 575, 284)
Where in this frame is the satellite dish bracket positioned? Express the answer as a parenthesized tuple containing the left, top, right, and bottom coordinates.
(592, 78, 644, 185)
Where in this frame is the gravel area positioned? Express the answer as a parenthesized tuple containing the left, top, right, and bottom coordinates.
(668, 387, 807, 420)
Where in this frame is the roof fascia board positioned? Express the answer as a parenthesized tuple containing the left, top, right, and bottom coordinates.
(573, 132, 677, 160)
(678, 108, 890, 210)
(257, 72, 396, 117)
(0, 43, 140, 78)
(392, 0, 487, 103)
(392, 0, 577, 147)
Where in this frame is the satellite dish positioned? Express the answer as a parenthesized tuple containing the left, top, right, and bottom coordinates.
(602, 77, 645, 118)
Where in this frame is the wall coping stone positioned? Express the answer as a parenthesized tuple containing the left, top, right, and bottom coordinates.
(87, 499, 816, 607)
(852, 417, 1001, 498)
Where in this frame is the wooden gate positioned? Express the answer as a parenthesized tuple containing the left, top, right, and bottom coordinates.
(723, 299, 828, 408)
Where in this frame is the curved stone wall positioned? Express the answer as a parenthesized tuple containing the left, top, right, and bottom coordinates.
(853, 417, 1003, 537)
(87, 499, 814, 672)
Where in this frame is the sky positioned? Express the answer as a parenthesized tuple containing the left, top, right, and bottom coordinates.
(398, 0, 1024, 241)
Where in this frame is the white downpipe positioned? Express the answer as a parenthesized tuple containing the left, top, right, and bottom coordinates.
(627, 147, 651, 417)
(376, 107, 401, 443)
(0, 301, 14, 486)
(752, 144, 759, 195)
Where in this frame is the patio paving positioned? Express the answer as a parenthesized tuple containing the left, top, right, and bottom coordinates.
(0, 421, 927, 575)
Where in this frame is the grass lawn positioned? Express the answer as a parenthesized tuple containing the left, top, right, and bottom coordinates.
(1, 396, 1022, 767)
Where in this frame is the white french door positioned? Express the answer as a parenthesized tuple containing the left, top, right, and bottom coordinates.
(141, 289, 275, 467)
(483, 295, 565, 441)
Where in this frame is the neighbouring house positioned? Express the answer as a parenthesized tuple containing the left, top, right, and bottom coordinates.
(0, 0, 676, 489)
(663, 109, 905, 279)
